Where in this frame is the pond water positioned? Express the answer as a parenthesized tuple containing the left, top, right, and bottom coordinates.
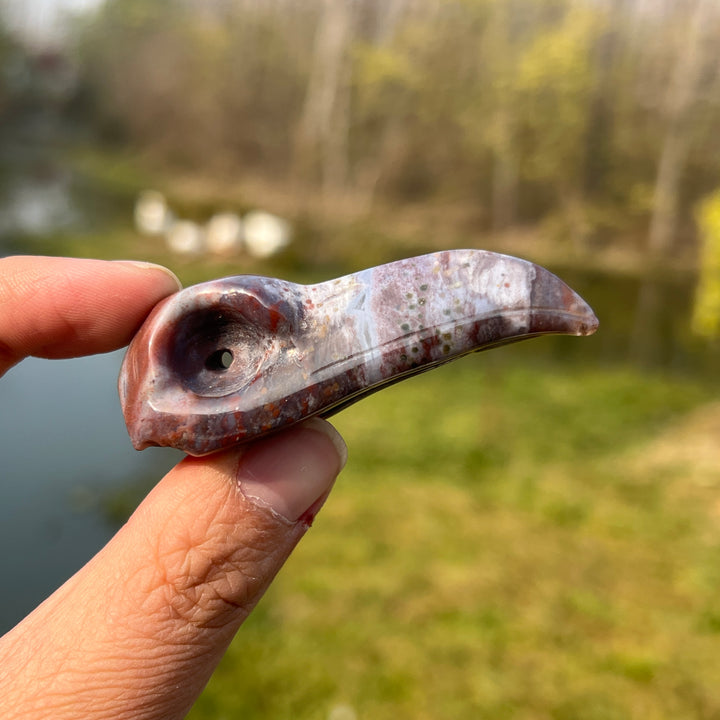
(0, 129, 132, 256)
(0, 351, 180, 632)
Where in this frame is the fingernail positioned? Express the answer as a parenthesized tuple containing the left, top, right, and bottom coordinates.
(238, 418, 347, 522)
(114, 260, 183, 291)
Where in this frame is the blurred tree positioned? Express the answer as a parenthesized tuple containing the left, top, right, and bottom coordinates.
(0, 22, 17, 117)
(67, 0, 720, 260)
(343, 0, 420, 209)
(582, 0, 624, 202)
(692, 189, 720, 339)
(77, 0, 315, 173)
(294, 0, 355, 200)
(351, 0, 451, 205)
(459, 0, 524, 231)
(515, 1, 598, 247)
(648, 0, 720, 255)
(485, 1, 521, 232)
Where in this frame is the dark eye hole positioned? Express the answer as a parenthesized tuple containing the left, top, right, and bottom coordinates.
(169, 307, 270, 397)
(205, 349, 233, 371)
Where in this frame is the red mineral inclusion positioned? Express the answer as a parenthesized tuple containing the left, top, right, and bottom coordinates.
(119, 249, 598, 456)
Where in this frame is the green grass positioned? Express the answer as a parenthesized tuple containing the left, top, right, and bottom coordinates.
(22, 160, 720, 717)
(182, 352, 720, 720)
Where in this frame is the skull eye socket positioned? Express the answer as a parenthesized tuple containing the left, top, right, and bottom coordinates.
(168, 307, 270, 398)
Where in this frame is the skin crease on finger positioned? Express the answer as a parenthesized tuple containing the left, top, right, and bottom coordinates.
(0, 431, 343, 720)
(0, 257, 346, 720)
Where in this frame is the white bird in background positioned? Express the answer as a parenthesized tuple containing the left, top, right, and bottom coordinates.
(242, 210, 291, 259)
(165, 220, 205, 256)
(205, 212, 244, 255)
(133, 191, 292, 258)
(133, 190, 173, 236)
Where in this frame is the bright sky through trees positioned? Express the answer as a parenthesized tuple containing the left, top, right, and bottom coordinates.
(1, 0, 102, 44)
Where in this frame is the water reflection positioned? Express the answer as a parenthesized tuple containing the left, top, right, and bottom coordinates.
(0, 351, 179, 633)
(0, 141, 131, 255)
(0, 167, 78, 237)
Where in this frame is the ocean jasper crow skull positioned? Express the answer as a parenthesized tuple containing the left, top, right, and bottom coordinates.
(119, 249, 598, 456)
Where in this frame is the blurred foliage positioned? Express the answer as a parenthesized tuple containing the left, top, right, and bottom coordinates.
(693, 189, 720, 338)
(73, 0, 315, 171)
(53, 0, 720, 257)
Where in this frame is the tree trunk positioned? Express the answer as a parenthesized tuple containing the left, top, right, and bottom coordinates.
(349, 0, 413, 212)
(374, 0, 409, 44)
(583, 0, 626, 200)
(491, 107, 518, 232)
(294, 0, 353, 201)
(648, 0, 714, 255)
(486, 2, 521, 232)
(630, 278, 665, 369)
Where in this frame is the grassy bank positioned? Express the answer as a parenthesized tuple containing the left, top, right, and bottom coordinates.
(43, 148, 698, 286)
(179, 349, 720, 720)
(25, 152, 720, 717)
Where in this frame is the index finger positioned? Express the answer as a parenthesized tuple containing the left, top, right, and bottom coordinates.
(0, 256, 181, 376)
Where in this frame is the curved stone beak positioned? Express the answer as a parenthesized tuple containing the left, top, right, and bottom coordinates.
(120, 250, 598, 455)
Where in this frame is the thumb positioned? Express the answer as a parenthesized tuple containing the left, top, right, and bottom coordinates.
(0, 418, 346, 720)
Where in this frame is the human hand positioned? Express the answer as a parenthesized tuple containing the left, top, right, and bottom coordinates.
(0, 256, 346, 719)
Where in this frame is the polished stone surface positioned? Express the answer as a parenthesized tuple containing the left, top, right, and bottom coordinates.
(119, 250, 598, 455)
